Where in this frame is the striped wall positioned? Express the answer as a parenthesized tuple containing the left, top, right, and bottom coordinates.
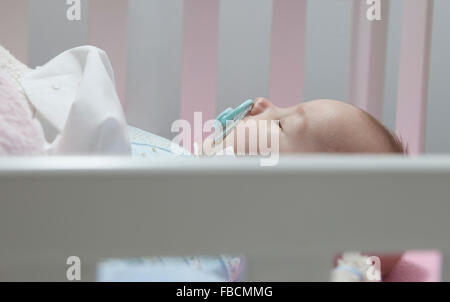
(0, 0, 448, 153)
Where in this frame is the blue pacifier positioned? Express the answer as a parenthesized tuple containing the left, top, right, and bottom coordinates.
(214, 99, 254, 143)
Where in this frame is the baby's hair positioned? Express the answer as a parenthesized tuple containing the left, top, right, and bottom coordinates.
(363, 111, 408, 155)
(387, 131, 408, 155)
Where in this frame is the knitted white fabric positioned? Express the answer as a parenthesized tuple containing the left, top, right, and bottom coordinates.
(0, 44, 31, 96)
(0, 71, 46, 155)
(0, 45, 46, 155)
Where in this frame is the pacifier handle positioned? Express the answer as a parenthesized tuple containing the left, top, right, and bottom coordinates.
(214, 99, 254, 144)
(216, 99, 254, 127)
(217, 108, 233, 125)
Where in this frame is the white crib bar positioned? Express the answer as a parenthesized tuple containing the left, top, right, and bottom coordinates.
(395, 0, 434, 154)
(180, 0, 220, 134)
(269, 0, 308, 106)
(89, 0, 128, 107)
(349, 0, 389, 121)
(1, 157, 450, 281)
(0, 0, 28, 64)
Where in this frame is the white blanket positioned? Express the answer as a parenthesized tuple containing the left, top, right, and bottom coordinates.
(21, 46, 130, 155)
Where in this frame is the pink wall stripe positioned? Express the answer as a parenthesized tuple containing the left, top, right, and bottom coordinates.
(396, 0, 434, 154)
(180, 0, 220, 139)
(349, 0, 389, 121)
(269, 0, 307, 106)
(0, 0, 28, 64)
(89, 0, 128, 108)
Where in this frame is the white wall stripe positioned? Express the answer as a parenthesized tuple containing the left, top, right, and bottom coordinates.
(216, 0, 272, 110)
(28, 0, 89, 68)
(125, 0, 184, 138)
(303, 0, 352, 102)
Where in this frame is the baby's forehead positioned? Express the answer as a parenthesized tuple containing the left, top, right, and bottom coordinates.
(308, 101, 391, 152)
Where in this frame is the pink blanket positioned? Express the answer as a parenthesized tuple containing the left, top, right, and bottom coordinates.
(385, 250, 442, 282)
(0, 72, 45, 155)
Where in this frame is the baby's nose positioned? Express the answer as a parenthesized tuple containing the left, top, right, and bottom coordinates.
(251, 98, 273, 115)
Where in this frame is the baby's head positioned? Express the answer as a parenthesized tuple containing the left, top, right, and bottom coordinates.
(205, 98, 406, 155)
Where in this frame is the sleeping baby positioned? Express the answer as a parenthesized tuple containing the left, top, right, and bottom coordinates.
(203, 97, 406, 156)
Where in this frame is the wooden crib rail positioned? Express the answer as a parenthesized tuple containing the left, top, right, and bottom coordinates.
(1, 156, 450, 281)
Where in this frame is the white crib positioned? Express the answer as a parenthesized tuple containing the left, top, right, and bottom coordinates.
(0, 0, 448, 281)
(1, 156, 450, 281)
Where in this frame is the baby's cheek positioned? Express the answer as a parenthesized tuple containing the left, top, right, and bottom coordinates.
(278, 137, 299, 153)
(277, 134, 317, 153)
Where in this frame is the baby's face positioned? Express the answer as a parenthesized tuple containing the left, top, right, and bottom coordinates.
(205, 98, 393, 155)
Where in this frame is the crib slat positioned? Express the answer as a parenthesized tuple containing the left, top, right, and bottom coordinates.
(269, 0, 307, 106)
(0, 0, 28, 64)
(89, 0, 128, 108)
(180, 0, 220, 143)
(349, 0, 389, 121)
(396, 0, 434, 154)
